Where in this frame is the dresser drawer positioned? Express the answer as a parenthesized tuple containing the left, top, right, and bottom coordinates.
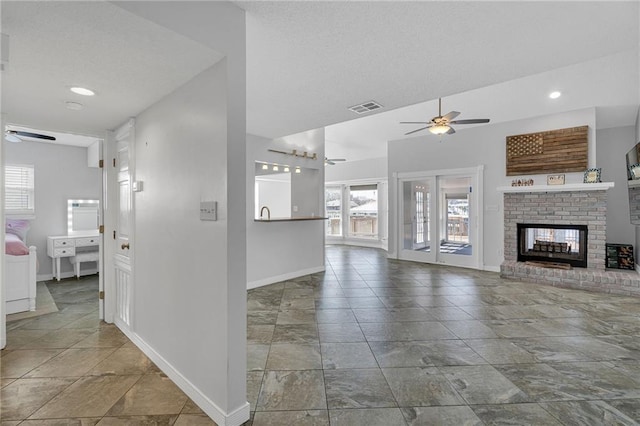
(76, 237, 99, 247)
(54, 247, 75, 257)
(53, 238, 75, 248)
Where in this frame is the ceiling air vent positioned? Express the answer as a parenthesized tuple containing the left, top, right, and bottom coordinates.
(348, 100, 383, 115)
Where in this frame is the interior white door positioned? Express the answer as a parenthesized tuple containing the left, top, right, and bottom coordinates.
(112, 120, 134, 330)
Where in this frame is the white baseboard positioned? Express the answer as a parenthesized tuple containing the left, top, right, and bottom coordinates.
(114, 320, 250, 426)
(327, 240, 384, 249)
(37, 268, 98, 282)
(247, 265, 326, 290)
(483, 265, 501, 273)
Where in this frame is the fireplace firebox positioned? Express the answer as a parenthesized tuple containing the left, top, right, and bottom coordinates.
(517, 223, 588, 268)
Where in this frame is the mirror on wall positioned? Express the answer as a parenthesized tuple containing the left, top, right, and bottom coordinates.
(68, 199, 99, 235)
(254, 162, 320, 219)
(625, 143, 640, 225)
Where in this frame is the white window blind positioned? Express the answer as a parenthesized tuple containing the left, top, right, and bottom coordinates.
(5, 164, 35, 215)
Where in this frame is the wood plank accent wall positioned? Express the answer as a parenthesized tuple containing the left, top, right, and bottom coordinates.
(506, 125, 588, 176)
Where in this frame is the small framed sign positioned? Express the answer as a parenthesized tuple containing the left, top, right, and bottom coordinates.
(583, 168, 602, 183)
(547, 174, 565, 185)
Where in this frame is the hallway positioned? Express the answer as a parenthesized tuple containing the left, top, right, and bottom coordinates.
(1, 276, 213, 425)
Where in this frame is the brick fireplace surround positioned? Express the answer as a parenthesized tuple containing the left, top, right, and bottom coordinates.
(500, 188, 640, 297)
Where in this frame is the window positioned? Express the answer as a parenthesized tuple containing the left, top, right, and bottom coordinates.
(325, 186, 342, 236)
(5, 164, 35, 216)
(349, 184, 378, 239)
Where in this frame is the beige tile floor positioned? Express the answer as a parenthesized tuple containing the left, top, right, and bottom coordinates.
(1, 276, 216, 425)
(4, 246, 640, 425)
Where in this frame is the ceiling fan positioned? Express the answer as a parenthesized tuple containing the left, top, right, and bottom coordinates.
(5, 129, 56, 143)
(325, 157, 346, 166)
(400, 98, 490, 136)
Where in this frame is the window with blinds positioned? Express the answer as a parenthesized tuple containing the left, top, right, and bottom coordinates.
(5, 164, 35, 216)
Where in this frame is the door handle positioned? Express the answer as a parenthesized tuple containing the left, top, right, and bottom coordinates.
(121, 243, 130, 250)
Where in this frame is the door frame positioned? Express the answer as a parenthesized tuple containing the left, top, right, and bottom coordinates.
(102, 118, 135, 325)
(395, 165, 484, 269)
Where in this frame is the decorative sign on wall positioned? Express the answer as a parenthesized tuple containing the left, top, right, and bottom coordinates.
(506, 125, 588, 176)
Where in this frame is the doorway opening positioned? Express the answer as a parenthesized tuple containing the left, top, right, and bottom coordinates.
(397, 167, 483, 269)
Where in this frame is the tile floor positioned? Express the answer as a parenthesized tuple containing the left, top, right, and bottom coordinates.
(1, 276, 215, 425)
(247, 246, 640, 425)
(3, 246, 640, 425)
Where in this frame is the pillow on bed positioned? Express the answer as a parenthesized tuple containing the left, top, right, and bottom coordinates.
(6, 232, 29, 255)
(6, 219, 30, 241)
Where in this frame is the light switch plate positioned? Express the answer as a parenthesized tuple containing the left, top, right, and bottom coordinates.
(132, 181, 144, 192)
(200, 201, 217, 221)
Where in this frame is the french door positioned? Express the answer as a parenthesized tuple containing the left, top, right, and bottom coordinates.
(397, 167, 482, 269)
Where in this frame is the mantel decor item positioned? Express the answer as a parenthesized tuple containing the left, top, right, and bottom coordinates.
(511, 178, 534, 187)
(547, 174, 565, 185)
(629, 163, 640, 180)
(583, 168, 602, 183)
(506, 125, 588, 176)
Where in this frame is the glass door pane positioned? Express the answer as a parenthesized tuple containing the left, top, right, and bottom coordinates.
(349, 185, 378, 239)
(325, 186, 342, 236)
(399, 179, 435, 262)
(438, 176, 475, 266)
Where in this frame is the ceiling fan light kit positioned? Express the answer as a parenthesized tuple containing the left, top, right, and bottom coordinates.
(428, 124, 450, 135)
(401, 97, 490, 136)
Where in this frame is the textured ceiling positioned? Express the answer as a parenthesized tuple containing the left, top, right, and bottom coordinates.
(1, 1, 638, 155)
(239, 1, 639, 140)
(325, 50, 640, 161)
(1, 1, 222, 137)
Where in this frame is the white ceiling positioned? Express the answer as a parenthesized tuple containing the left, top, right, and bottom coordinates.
(1, 1, 638, 157)
(1, 1, 222, 137)
(239, 1, 639, 140)
(325, 50, 640, 161)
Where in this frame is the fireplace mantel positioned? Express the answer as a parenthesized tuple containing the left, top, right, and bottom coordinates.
(497, 182, 614, 193)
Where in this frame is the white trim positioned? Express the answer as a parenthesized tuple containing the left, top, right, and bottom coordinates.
(114, 324, 250, 426)
(37, 269, 99, 282)
(325, 237, 383, 248)
(483, 265, 501, 273)
(497, 182, 614, 193)
(396, 166, 481, 180)
(247, 266, 325, 290)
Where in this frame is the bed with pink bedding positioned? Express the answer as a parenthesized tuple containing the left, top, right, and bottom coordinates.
(5, 220, 37, 314)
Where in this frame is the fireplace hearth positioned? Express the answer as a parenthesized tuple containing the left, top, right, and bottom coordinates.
(517, 223, 588, 268)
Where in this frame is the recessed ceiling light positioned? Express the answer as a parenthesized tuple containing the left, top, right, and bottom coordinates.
(70, 87, 95, 96)
(65, 101, 84, 110)
(549, 91, 562, 99)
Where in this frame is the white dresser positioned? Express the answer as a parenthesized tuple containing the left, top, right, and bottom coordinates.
(47, 234, 99, 281)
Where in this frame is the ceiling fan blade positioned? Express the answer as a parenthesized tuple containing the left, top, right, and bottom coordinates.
(449, 119, 490, 125)
(441, 111, 460, 122)
(327, 158, 346, 162)
(446, 127, 456, 135)
(326, 160, 335, 165)
(11, 130, 56, 141)
(405, 126, 430, 136)
(400, 121, 430, 124)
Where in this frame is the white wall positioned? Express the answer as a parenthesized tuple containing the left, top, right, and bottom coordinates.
(596, 126, 637, 245)
(325, 157, 387, 183)
(247, 131, 325, 288)
(388, 108, 596, 270)
(635, 107, 640, 260)
(5, 141, 101, 278)
(112, 2, 247, 424)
